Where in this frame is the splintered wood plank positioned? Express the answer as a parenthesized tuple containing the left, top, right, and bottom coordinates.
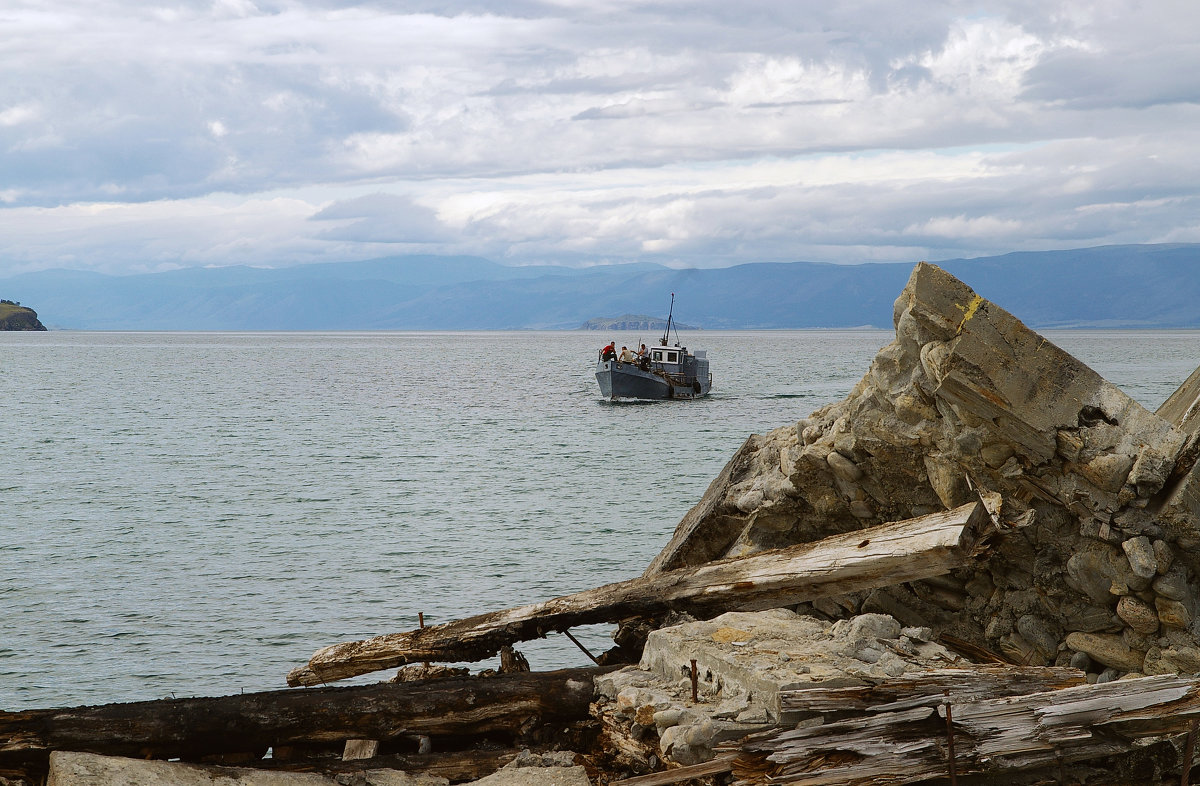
(289, 501, 991, 686)
(779, 665, 1085, 714)
(735, 673, 1200, 786)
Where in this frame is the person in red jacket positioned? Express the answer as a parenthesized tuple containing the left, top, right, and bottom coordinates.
(600, 341, 616, 361)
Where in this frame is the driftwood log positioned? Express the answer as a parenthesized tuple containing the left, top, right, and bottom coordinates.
(0, 668, 596, 782)
(735, 673, 1200, 785)
(289, 499, 994, 686)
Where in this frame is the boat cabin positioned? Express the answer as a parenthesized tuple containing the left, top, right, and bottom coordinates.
(650, 346, 684, 365)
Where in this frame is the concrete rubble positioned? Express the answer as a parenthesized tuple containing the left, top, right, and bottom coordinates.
(10, 261, 1200, 785)
(648, 261, 1200, 684)
(43, 751, 588, 786)
(594, 609, 961, 768)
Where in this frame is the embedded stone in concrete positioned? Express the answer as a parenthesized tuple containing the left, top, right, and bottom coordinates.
(1116, 596, 1160, 635)
(1065, 632, 1145, 673)
(1122, 536, 1157, 580)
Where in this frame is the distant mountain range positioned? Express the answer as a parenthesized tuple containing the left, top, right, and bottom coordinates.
(2, 244, 1199, 330)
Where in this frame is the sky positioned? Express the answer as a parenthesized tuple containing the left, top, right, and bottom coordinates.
(2, 0, 1199, 276)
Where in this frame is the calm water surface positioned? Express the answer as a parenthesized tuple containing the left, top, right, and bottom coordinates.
(1, 329, 1197, 709)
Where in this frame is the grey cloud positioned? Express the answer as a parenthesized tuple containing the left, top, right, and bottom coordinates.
(1022, 50, 1200, 110)
(311, 193, 451, 243)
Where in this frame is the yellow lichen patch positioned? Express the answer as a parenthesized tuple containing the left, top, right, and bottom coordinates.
(954, 294, 984, 334)
(712, 627, 753, 644)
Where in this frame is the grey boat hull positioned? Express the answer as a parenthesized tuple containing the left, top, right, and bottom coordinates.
(595, 361, 710, 400)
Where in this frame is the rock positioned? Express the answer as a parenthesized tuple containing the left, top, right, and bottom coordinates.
(1066, 544, 1141, 602)
(682, 719, 718, 748)
(1156, 597, 1192, 629)
(1152, 566, 1190, 601)
(1016, 614, 1060, 659)
(980, 443, 1015, 469)
(1080, 453, 1136, 493)
(1121, 536, 1157, 580)
(1153, 540, 1175, 574)
(826, 450, 863, 482)
(1129, 446, 1174, 497)
(1065, 632, 1145, 672)
(659, 724, 711, 766)
(832, 613, 902, 642)
(1116, 596, 1160, 635)
(734, 488, 764, 513)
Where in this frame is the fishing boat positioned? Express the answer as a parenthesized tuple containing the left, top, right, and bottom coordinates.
(594, 294, 712, 401)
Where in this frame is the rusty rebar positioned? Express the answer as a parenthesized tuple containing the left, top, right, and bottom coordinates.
(1183, 718, 1198, 786)
(944, 690, 958, 786)
(562, 628, 601, 665)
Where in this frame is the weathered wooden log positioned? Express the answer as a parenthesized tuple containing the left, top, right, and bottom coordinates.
(0, 668, 596, 781)
(289, 500, 993, 686)
(735, 673, 1200, 786)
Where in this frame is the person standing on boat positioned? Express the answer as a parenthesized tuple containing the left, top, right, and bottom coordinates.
(601, 341, 617, 361)
(619, 345, 635, 363)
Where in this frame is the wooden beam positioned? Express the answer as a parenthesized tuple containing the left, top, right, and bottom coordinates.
(609, 754, 737, 786)
(0, 668, 596, 782)
(289, 501, 992, 686)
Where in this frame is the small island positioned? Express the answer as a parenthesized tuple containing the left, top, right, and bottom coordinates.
(581, 313, 698, 331)
(0, 300, 48, 330)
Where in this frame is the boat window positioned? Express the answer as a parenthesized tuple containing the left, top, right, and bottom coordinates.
(666, 351, 679, 363)
(652, 350, 663, 362)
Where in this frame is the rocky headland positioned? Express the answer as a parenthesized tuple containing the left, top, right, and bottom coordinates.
(0, 301, 46, 331)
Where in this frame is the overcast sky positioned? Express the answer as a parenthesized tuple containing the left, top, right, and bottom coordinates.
(2, 0, 1198, 275)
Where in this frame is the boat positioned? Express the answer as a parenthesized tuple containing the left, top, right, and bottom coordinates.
(594, 294, 712, 400)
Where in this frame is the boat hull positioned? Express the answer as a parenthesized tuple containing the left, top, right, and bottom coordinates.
(595, 361, 709, 400)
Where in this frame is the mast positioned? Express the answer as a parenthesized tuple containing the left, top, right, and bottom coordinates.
(660, 292, 674, 346)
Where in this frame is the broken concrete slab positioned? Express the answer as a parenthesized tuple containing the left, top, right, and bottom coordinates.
(595, 609, 970, 766)
(466, 754, 589, 786)
(45, 751, 449, 786)
(636, 609, 959, 724)
(645, 262, 1200, 680)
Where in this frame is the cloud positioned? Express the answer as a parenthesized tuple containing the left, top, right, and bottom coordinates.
(2, 0, 1199, 274)
(310, 192, 453, 244)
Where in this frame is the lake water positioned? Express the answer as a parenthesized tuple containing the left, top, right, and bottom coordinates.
(2, 329, 1198, 710)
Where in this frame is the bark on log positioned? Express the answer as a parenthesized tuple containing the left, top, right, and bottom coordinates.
(735, 673, 1200, 786)
(289, 500, 993, 686)
(0, 668, 596, 781)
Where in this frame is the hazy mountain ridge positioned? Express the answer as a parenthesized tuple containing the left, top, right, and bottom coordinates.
(3, 244, 1198, 330)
